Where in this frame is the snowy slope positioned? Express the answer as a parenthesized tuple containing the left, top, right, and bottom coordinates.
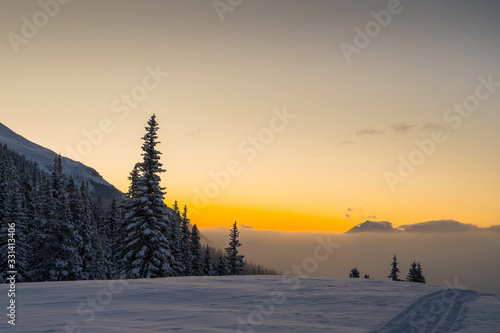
(0, 122, 121, 199)
(3, 276, 499, 332)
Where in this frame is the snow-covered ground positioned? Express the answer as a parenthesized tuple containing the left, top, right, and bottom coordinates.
(3, 276, 499, 332)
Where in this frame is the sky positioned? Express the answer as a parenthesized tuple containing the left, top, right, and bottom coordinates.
(1, 0, 500, 232)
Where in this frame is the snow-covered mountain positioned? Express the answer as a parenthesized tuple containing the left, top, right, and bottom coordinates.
(346, 221, 400, 233)
(0, 122, 122, 202)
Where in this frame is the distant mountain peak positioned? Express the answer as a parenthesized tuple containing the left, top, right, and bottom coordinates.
(345, 221, 400, 234)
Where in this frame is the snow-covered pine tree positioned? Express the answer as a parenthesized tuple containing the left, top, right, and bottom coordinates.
(78, 180, 97, 280)
(48, 155, 82, 281)
(406, 261, 418, 282)
(202, 244, 213, 276)
(388, 254, 401, 281)
(180, 205, 192, 275)
(93, 195, 112, 280)
(29, 174, 53, 281)
(120, 115, 174, 279)
(190, 224, 202, 276)
(225, 222, 245, 275)
(349, 267, 360, 278)
(168, 201, 185, 276)
(415, 262, 426, 283)
(107, 197, 122, 279)
(215, 255, 228, 276)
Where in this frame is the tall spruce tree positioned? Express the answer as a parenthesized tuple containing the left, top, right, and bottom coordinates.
(190, 224, 202, 276)
(388, 254, 401, 281)
(180, 205, 192, 275)
(48, 155, 82, 281)
(78, 181, 96, 280)
(169, 201, 185, 276)
(120, 115, 174, 279)
(225, 222, 244, 275)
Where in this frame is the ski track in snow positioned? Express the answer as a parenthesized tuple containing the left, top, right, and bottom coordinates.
(371, 289, 478, 333)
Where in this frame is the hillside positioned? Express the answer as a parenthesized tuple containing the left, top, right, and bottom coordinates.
(0, 122, 121, 202)
(3, 276, 499, 332)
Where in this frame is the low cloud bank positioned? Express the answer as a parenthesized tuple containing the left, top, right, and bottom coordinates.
(201, 227, 500, 294)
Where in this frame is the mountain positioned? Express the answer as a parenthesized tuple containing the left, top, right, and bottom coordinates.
(0, 122, 122, 203)
(345, 221, 400, 233)
(397, 220, 478, 233)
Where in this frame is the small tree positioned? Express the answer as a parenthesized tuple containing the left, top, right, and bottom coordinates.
(202, 244, 213, 276)
(388, 254, 401, 281)
(215, 255, 228, 276)
(415, 262, 426, 283)
(406, 261, 418, 282)
(225, 222, 245, 275)
(364, 274, 370, 279)
(349, 267, 360, 278)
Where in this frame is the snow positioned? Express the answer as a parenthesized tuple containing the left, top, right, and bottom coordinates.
(3, 276, 499, 332)
(0, 122, 114, 188)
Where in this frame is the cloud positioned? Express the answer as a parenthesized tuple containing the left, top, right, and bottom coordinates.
(397, 220, 478, 233)
(356, 128, 385, 136)
(489, 225, 500, 232)
(390, 122, 416, 134)
(186, 128, 208, 140)
(200, 227, 500, 294)
(240, 224, 254, 229)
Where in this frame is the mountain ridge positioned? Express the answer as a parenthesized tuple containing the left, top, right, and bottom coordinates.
(0, 122, 122, 203)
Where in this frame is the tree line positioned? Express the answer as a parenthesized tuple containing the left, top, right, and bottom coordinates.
(0, 115, 276, 282)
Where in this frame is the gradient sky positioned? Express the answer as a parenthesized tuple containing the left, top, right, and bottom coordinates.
(1, 0, 499, 231)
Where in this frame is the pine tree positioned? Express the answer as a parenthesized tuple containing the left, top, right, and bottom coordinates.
(169, 201, 185, 276)
(30, 175, 53, 281)
(215, 255, 228, 276)
(107, 197, 122, 278)
(93, 195, 111, 280)
(202, 244, 213, 276)
(415, 262, 426, 283)
(190, 224, 202, 276)
(225, 222, 245, 275)
(78, 181, 96, 280)
(180, 205, 192, 275)
(121, 115, 174, 279)
(406, 261, 418, 282)
(48, 155, 82, 281)
(388, 254, 401, 281)
(349, 267, 360, 278)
